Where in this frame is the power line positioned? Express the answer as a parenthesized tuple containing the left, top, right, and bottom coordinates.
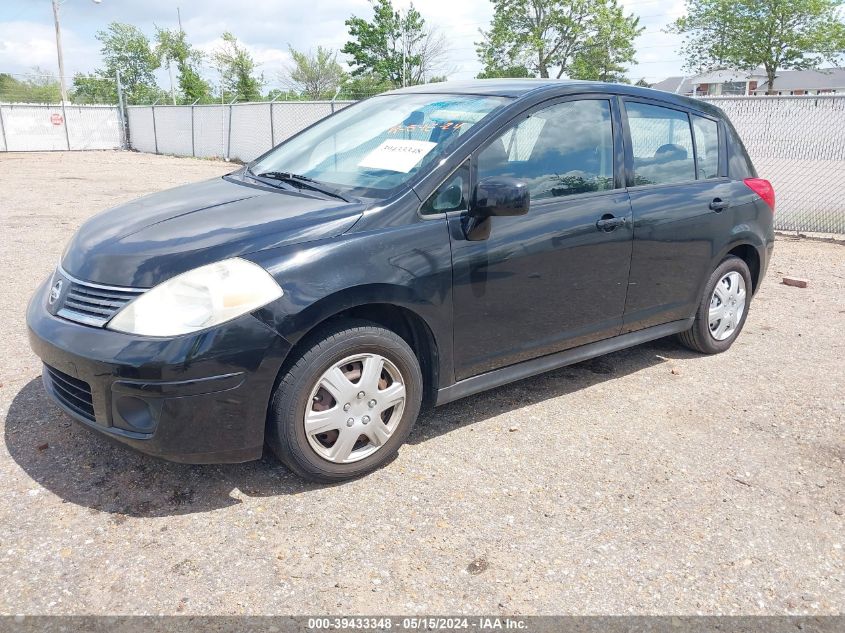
(448, 40, 681, 55)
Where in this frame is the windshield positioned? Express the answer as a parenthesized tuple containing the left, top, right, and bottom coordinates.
(249, 93, 511, 198)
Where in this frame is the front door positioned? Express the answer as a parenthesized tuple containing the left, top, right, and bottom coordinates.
(448, 96, 634, 381)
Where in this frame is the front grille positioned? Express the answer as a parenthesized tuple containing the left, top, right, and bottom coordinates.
(56, 277, 144, 328)
(44, 364, 95, 422)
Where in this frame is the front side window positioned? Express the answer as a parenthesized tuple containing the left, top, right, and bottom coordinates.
(692, 115, 720, 179)
(421, 161, 469, 215)
(249, 94, 510, 199)
(476, 99, 615, 201)
(627, 102, 696, 186)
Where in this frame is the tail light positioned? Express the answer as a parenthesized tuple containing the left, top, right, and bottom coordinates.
(744, 178, 775, 213)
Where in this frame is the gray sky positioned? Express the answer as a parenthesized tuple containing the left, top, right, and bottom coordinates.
(0, 0, 687, 86)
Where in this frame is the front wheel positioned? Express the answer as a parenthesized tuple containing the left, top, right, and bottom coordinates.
(678, 255, 753, 354)
(268, 320, 423, 483)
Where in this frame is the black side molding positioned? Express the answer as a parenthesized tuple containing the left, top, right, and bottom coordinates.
(435, 319, 694, 406)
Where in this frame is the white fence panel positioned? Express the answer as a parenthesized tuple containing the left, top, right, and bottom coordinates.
(1, 105, 69, 151)
(192, 105, 227, 159)
(229, 102, 272, 162)
(702, 95, 845, 233)
(127, 107, 156, 154)
(153, 106, 193, 157)
(270, 101, 333, 146)
(0, 104, 121, 151)
(65, 105, 121, 150)
(128, 101, 354, 162)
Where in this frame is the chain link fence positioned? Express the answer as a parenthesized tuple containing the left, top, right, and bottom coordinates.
(700, 95, 845, 234)
(1, 71, 125, 151)
(0, 103, 123, 151)
(126, 101, 354, 162)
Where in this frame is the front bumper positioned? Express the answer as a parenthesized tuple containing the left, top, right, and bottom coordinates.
(26, 277, 292, 463)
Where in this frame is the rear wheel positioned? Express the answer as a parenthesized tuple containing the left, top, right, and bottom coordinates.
(678, 255, 752, 354)
(268, 320, 422, 482)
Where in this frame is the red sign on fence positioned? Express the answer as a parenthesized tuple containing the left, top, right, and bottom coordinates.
(50, 113, 64, 126)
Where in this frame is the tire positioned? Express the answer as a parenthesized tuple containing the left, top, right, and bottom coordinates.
(678, 255, 753, 354)
(268, 319, 423, 483)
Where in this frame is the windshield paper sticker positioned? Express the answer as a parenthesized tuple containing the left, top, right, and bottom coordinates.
(358, 139, 437, 173)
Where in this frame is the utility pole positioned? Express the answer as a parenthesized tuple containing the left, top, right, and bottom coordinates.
(168, 62, 177, 105)
(168, 7, 184, 105)
(115, 69, 128, 147)
(401, 18, 407, 88)
(52, 0, 68, 103)
(52, 0, 104, 104)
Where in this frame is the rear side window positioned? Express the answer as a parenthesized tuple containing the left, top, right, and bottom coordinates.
(692, 115, 719, 179)
(476, 99, 615, 200)
(627, 102, 695, 185)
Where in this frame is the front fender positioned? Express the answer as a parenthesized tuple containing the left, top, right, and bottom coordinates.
(244, 219, 455, 387)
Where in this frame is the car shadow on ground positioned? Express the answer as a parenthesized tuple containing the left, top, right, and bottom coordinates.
(4, 338, 696, 519)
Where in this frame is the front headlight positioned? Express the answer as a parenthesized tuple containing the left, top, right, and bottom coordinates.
(107, 258, 283, 337)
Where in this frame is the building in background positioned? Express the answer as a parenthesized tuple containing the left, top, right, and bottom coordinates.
(652, 68, 845, 96)
(750, 69, 845, 95)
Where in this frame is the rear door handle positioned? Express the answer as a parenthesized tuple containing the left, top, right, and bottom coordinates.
(709, 198, 730, 211)
(596, 214, 628, 231)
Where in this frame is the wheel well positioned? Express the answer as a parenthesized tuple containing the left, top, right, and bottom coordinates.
(281, 303, 440, 411)
(727, 244, 761, 293)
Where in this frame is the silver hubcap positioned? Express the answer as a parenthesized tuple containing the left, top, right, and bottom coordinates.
(709, 271, 747, 341)
(304, 353, 406, 464)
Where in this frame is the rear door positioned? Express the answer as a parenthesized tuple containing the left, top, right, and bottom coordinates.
(447, 95, 633, 380)
(621, 99, 732, 331)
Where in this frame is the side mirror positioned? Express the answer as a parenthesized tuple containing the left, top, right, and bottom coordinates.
(471, 177, 530, 218)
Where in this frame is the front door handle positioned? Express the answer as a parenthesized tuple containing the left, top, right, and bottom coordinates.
(709, 198, 730, 211)
(596, 214, 628, 231)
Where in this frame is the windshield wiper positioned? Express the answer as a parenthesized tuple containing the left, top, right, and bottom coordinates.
(249, 169, 351, 202)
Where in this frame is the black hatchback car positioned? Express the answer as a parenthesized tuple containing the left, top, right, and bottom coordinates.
(27, 80, 775, 482)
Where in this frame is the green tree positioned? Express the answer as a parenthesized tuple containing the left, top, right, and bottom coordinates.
(568, 0, 644, 81)
(339, 72, 395, 98)
(213, 32, 264, 102)
(95, 22, 163, 104)
(0, 74, 17, 101)
(281, 46, 347, 99)
(343, 0, 448, 87)
(476, 65, 532, 79)
(70, 74, 117, 104)
(0, 68, 61, 102)
(266, 88, 300, 101)
(155, 27, 212, 103)
(476, 0, 643, 79)
(669, 0, 845, 92)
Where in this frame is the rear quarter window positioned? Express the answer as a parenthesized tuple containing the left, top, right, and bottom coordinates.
(691, 115, 719, 179)
(724, 118, 757, 179)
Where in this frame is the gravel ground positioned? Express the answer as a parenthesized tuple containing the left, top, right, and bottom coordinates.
(0, 151, 843, 616)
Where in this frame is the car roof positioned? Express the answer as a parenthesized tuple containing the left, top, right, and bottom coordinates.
(386, 79, 725, 118)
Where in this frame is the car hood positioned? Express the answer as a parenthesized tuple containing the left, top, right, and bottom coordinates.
(61, 176, 365, 287)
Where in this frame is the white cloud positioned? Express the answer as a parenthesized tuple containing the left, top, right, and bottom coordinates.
(0, 20, 99, 78)
(0, 0, 687, 87)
